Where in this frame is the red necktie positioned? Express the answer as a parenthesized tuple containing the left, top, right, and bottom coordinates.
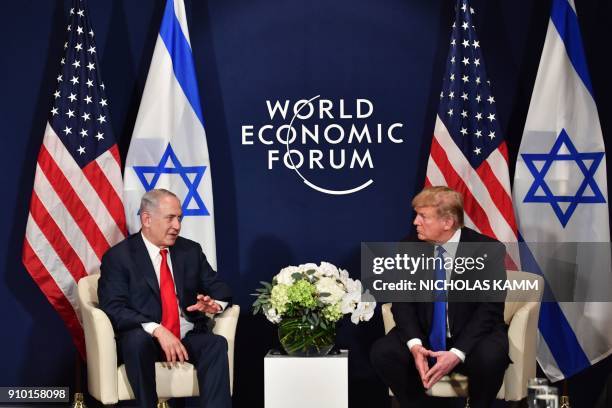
(159, 249, 181, 338)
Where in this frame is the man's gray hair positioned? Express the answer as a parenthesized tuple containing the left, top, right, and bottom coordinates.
(139, 189, 179, 214)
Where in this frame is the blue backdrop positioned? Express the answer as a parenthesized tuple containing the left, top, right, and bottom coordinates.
(1, 1, 611, 407)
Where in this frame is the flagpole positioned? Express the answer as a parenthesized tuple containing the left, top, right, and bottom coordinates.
(561, 380, 570, 407)
(72, 352, 86, 408)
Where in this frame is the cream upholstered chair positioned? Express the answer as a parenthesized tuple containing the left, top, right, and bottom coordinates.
(381, 270, 543, 402)
(77, 274, 239, 405)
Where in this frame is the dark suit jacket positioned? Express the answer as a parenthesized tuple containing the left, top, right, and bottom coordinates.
(392, 227, 507, 357)
(98, 233, 232, 335)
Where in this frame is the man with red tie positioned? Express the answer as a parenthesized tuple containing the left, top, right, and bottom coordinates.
(98, 189, 232, 408)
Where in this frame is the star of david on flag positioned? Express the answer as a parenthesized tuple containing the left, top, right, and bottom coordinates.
(522, 129, 605, 227)
(133, 144, 210, 217)
(123, 0, 218, 269)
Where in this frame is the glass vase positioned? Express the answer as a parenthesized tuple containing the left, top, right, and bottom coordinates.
(278, 317, 335, 356)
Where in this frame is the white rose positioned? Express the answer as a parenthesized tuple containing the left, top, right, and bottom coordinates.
(338, 268, 350, 286)
(264, 307, 282, 324)
(345, 277, 362, 298)
(317, 262, 340, 278)
(299, 263, 319, 276)
(315, 276, 346, 305)
(276, 266, 300, 286)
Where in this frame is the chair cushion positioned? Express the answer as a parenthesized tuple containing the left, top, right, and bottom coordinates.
(388, 373, 508, 399)
(118, 362, 199, 400)
(425, 373, 468, 397)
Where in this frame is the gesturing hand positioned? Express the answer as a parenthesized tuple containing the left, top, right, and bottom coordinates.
(423, 350, 460, 389)
(152, 325, 189, 363)
(410, 345, 430, 387)
(186, 294, 221, 314)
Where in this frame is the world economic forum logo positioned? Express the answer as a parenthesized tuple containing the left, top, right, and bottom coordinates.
(241, 95, 406, 195)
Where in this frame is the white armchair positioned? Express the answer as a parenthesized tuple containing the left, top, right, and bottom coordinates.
(77, 274, 239, 405)
(381, 270, 543, 401)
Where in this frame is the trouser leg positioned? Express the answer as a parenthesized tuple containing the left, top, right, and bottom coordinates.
(457, 330, 509, 408)
(119, 328, 159, 408)
(370, 328, 427, 408)
(183, 332, 231, 408)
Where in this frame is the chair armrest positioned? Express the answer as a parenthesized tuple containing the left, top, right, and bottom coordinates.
(78, 279, 119, 404)
(381, 303, 396, 334)
(212, 305, 240, 394)
(503, 301, 541, 401)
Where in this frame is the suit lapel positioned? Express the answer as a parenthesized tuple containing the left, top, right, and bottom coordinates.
(421, 241, 436, 331)
(131, 234, 161, 299)
(448, 227, 473, 334)
(454, 227, 474, 262)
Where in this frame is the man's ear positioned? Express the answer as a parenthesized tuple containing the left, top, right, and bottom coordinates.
(141, 211, 151, 228)
(443, 216, 455, 231)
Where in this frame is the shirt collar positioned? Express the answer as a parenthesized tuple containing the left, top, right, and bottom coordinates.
(436, 228, 461, 258)
(141, 232, 166, 260)
(447, 228, 461, 244)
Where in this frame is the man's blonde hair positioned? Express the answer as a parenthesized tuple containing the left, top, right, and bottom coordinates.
(412, 186, 464, 227)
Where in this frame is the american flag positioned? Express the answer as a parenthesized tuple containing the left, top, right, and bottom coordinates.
(425, 0, 518, 253)
(22, 0, 126, 357)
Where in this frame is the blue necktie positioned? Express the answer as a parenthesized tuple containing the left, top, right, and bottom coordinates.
(429, 245, 447, 353)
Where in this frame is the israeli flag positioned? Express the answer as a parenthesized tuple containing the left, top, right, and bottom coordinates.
(124, 0, 217, 269)
(513, 0, 611, 380)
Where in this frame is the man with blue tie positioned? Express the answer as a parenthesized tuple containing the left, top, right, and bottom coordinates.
(98, 189, 232, 408)
(370, 186, 510, 408)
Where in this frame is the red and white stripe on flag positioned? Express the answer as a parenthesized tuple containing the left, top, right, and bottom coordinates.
(426, 117, 518, 246)
(23, 125, 126, 357)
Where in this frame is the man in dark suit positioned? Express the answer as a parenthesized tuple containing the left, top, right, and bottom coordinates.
(370, 186, 509, 408)
(98, 189, 232, 408)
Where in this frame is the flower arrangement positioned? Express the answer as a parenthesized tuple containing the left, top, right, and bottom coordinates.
(252, 262, 376, 355)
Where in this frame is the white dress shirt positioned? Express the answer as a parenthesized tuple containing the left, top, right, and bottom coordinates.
(140, 233, 226, 339)
(406, 228, 466, 362)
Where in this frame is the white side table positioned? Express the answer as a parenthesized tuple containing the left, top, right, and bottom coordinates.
(264, 350, 349, 408)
